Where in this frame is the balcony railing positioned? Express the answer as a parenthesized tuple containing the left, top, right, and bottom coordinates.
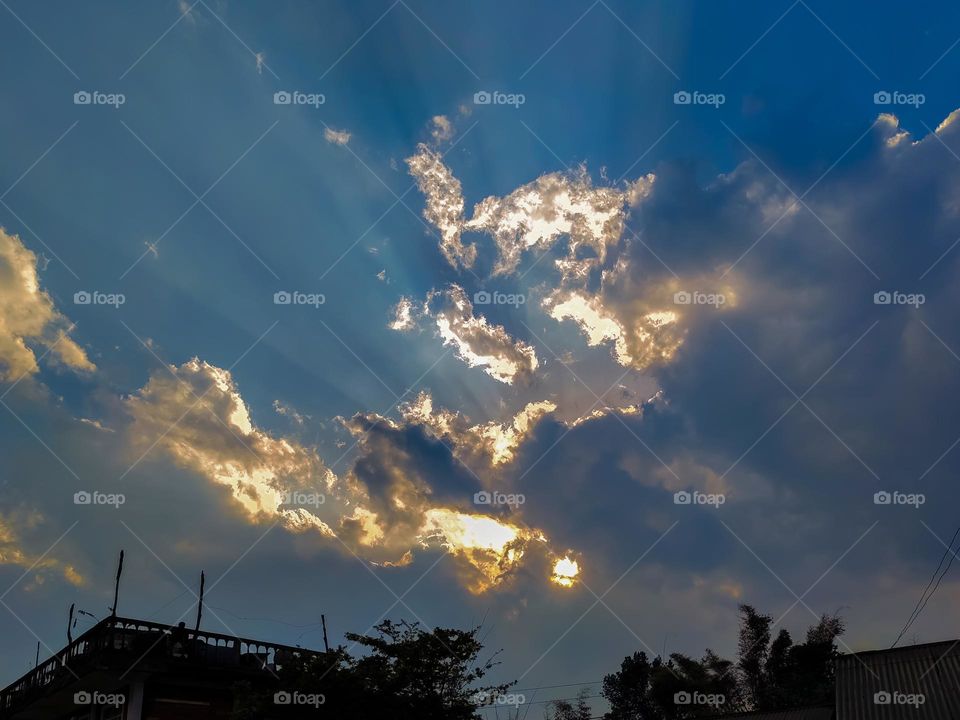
(0, 616, 324, 715)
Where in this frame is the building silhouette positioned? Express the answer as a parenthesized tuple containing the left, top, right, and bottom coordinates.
(0, 615, 325, 719)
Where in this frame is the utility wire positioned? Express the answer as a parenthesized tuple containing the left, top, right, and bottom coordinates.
(892, 523, 960, 647)
(145, 588, 191, 620)
(477, 694, 602, 711)
(512, 680, 602, 693)
(205, 604, 325, 629)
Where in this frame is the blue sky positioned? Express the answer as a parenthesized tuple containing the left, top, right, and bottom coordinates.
(2, 0, 960, 712)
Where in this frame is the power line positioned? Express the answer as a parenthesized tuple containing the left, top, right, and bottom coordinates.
(145, 588, 191, 620)
(478, 694, 601, 709)
(205, 604, 325, 629)
(512, 680, 602, 693)
(892, 523, 960, 647)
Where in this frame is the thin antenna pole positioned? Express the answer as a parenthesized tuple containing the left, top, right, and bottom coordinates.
(110, 550, 124, 617)
(194, 571, 205, 632)
(67, 603, 74, 645)
(321, 614, 330, 653)
(35, 641, 39, 668)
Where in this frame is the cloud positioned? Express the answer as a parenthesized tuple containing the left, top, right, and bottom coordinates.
(273, 399, 308, 425)
(338, 402, 579, 593)
(387, 296, 417, 331)
(464, 166, 635, 277)
(0, 228, 94, 381)
(430, 115, 454, 144)
(178, 0, 197, 23)
(323, 128, 351, 146)
(405, 145, 735, 371)
(0, 508, 83, 588)
(11, 106, 960, 671)
(405, 145, 474, 269)
(407, 139, 656, 279)
(393, 108, 960, 626)
(125, 358, 336, 532)
(389, 286, 538, 383)
(400, 390, 556, 466)
(430, 285, 539, 384)
(122, 357, 578, 594)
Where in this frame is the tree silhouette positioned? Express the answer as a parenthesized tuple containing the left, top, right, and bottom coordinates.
(236, 619, 510, 719)
(601, 604, 845, 719)
(546, 688, 595, 720)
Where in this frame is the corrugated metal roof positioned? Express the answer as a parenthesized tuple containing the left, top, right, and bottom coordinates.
(713, 708, 834, 720)
(836, 640, 960, 719)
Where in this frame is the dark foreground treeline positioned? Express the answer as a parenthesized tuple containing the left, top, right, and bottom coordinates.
(236, 605, 844, 719)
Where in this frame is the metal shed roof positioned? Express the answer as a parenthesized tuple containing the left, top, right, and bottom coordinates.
(713, 708, 834, 720)
(835, 640, 960, 719)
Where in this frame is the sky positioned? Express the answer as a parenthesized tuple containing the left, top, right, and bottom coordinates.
(2, 0, 960, 712)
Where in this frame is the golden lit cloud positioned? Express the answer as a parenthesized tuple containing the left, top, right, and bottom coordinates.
(430, 285, 539, 384)
(388, 296, 417, 331)
(406, 145, 474, 269)
(125, 358, 335, 528)
(400, 391, 555, 466)
(323, 127, 351, 145)
(0, 510, 84, 588)
(0, 228, 94, 381)
(551, 556, 580, 588)
(126, 360, 580, 594)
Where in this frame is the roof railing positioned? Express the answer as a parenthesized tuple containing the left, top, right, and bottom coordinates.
(0, 616, 324, 713)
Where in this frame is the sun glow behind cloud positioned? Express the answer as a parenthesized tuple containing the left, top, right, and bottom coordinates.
(419, 508, 579, 594)
(551, 556, 580, 588)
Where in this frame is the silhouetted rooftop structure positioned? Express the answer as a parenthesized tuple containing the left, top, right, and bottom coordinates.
(835, 640, 960, 719)
(713, 709, 834, 720)
(0, 615, 325, 719)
